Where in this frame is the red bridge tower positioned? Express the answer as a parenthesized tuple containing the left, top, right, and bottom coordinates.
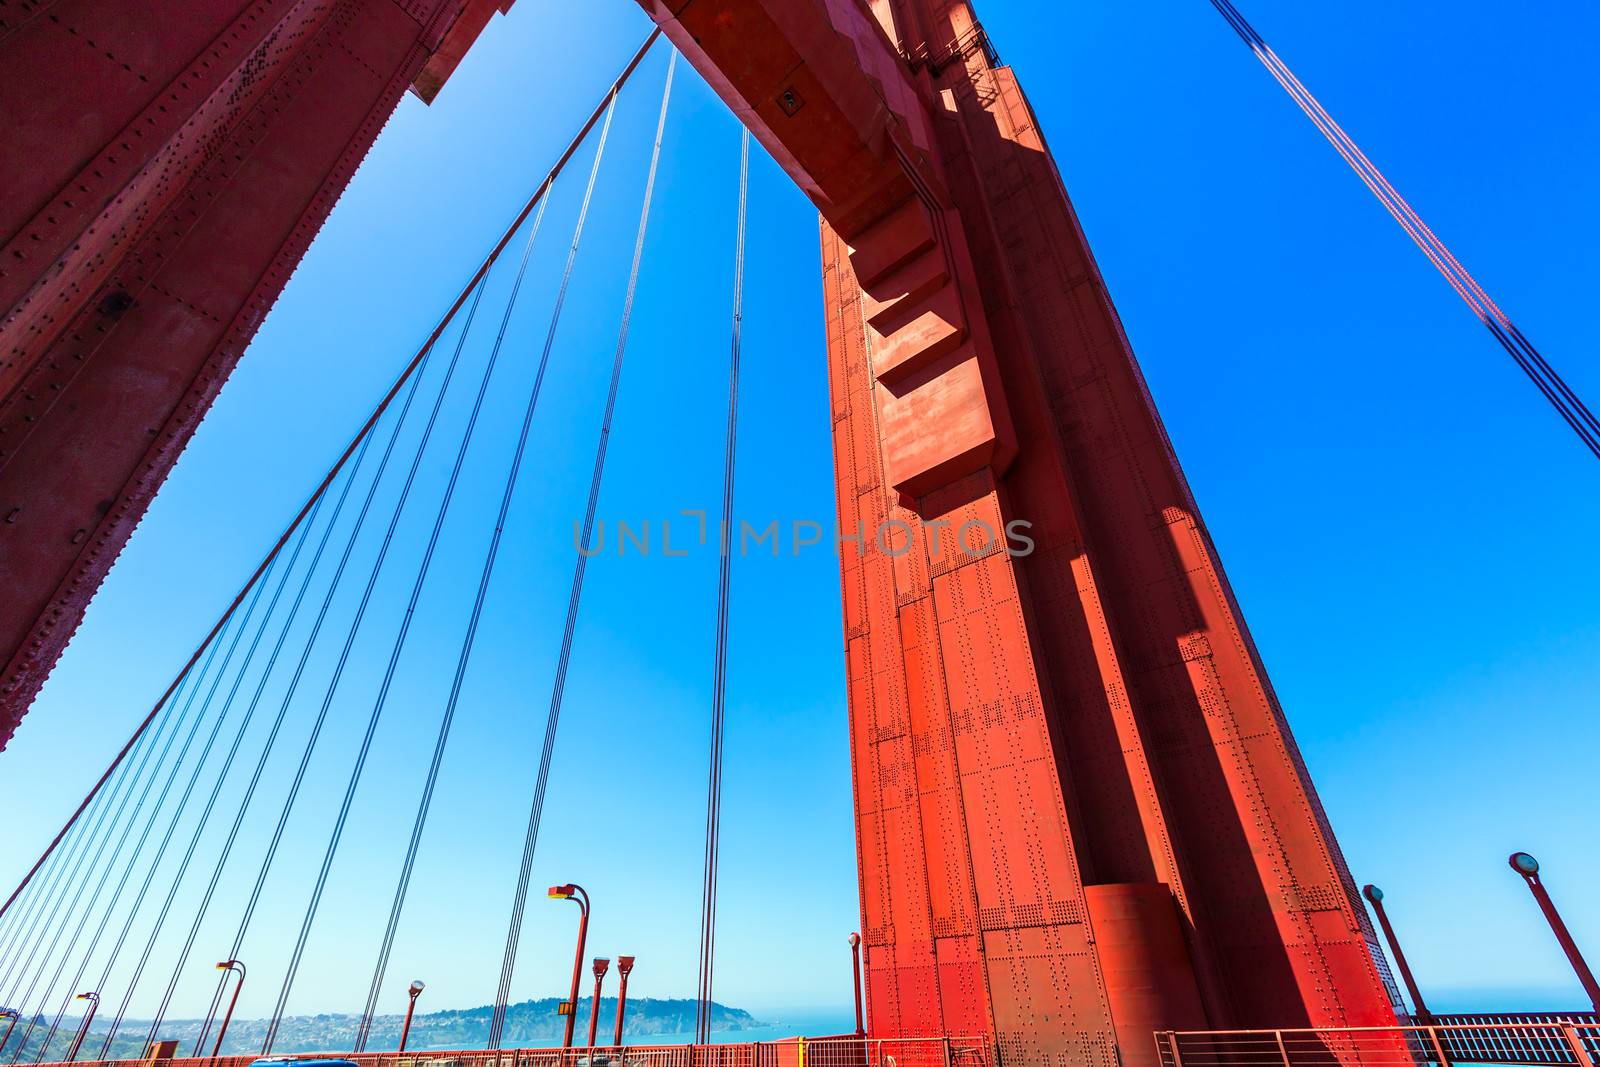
(0, 0, 1403, 1062)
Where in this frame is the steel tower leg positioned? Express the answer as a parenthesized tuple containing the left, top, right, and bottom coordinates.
(639, 1, 1403, 1061)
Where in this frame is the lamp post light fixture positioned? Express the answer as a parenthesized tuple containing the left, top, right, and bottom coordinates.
(1508, 853, 1600, 1011)
(548, 884, 590, 1049)
(848, 932, 865, 1037)
(66, 992, 99, 1063)
(587, 958, 610, 1051)
(206, 960, 247, 1058)
(398, 980, 426, 1053)
(1361, 885, 1432, 1021)
(612, 956, 635, 1047)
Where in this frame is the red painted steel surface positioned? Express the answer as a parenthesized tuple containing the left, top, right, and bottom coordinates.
(0, 0, 513, 748)
(1086, 883, 1209, 1067)
(4, 0, 1407, 1059)
(642, 0, 1403, 1061)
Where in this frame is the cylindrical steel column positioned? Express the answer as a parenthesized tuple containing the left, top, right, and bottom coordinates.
(1084, 884, 1208, 1067)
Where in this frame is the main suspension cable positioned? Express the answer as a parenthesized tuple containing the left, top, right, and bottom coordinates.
(696, 126, 750, 1046)
(1206, 0, 1599, 459)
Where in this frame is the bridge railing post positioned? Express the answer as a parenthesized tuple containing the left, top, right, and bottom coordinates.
(1427, 1025, 1454, 1067)
(1560, 1025, 1594, 1067)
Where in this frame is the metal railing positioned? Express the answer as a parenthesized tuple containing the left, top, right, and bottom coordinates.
(1157, 1022, 1600, 1067)
(1432, 1017, 1600, 1066)
(44, 1036, 992, 1067)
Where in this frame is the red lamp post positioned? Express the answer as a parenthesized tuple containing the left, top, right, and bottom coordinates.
(587, 958, 610, 1051)
(66, 992, 99, 1063)
(1361, 886, 1432, 1020)
(398, 980, 425, 1052)
(208, 960, 246, 1058)
(1509, 853, 1600, 1011)
(848, 932, 865, 1037)
(613, 956, 635, 1047)
(548, 884, 590, 1049)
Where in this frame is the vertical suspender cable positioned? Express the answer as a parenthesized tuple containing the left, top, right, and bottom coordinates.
(0, 676, 176, 1057)
(193, 266, 501, 1061)
(67, 539, 291, 1059)
(134, 466, 350, 1048)
(1, 645, 216, 1015)
(0, 698, 159, 997)
(696, 126, 750, 1046)
(485, 80, 624, 1058)
(182, 330, 437, 1057)
(354, 49, 676, 1055)
(0, 23, 654, 925)
(199, 35, 661, 1049)
(260, 130, 559, 1055)
(5, 599, 248, 1063)
(0, 702, 156, 982)
(1205, 0, 1599, 458)
(37, 485, 330, 1062)
(2, 600, 238, 1020)
(25, 522, 307, 1065)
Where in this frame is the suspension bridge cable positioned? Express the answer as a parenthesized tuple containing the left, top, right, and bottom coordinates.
(0, 703, 166, 1058)
(36, 499, 329, 1064)
(26, 537, 299, 1065)
(230, 43, 662, 1049)
(180, 347, 432, 1058)
(0, 711, 148, 995)
(75, 541, 296, 1058)
(24, 545, 286, 1058)
(0, 606, 234, 1022)
(0, 54, 629, 931)
(192, 268, 498, 1061)
(0, 660, 192, 997)
(0, 723, 134, 979)
(29, 523, 309, 1063)
(261, 148, 558, 1056)
(134, 477, 352, 1049)
(354, 53, 678, 1053)
(3, 605, 245, 1063)
(0, 665, 191, 1034)
(1205, 0, 1599, 459)
(696, 126, 750, 1047)
(483, 85, 624, 1058)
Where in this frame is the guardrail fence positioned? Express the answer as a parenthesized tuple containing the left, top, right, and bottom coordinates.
(1157, 1020, 1600, 1067)
(43, 1035, 992, 1067)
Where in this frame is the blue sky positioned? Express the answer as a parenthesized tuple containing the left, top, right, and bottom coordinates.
(2, 0, 1597, 1033)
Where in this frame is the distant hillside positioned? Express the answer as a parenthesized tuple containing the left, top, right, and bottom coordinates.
(0, 998, 759, 1060)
